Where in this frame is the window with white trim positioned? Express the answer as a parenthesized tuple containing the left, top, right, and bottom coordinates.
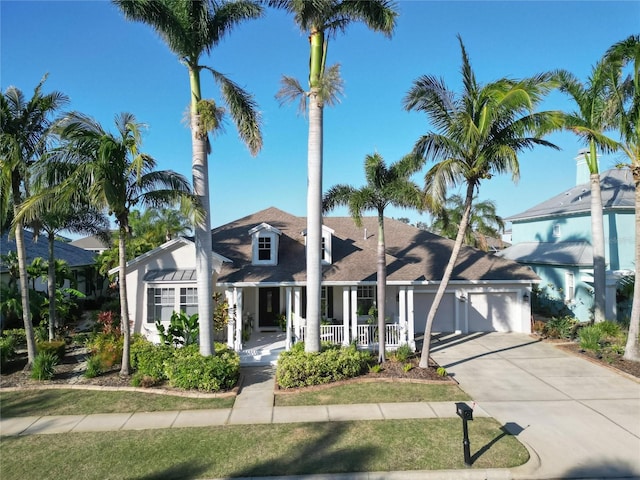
(564, 272, 575, 302)
(357, 285, 376, 316)
(147, 287, 175, 323)
(250, 223, 281, 265)
(553, 224, 561, 238)
(180, 287, 198, 317)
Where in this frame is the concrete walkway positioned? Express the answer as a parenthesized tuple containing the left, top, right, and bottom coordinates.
(1, 333, 639, 480)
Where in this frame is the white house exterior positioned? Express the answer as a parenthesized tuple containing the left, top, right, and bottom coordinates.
(114, 207, 538, 353)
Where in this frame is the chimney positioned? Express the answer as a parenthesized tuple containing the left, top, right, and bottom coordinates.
(574, 148, 599, 185)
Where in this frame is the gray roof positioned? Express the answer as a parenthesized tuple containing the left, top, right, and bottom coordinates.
(506, 168, 634, 222)
(70, 234, 110, 250)
(497, 241, 592, 266)
(212, 207, 538, 284)
(0, 229, 97, 272)
(144, 269, 197, 282)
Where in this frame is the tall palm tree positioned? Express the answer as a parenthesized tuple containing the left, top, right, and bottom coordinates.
(274, 0, 398, 353)
(323, 152, 423, 362)
(0, 77, 68, 367)
(113, 0, 263, 356)
(554, 61, 622, 324)
(430, 195, 504, 251)
(23, 112, 193, 375)
(604, 35, 640, 360)
(404, 36, 562, 368)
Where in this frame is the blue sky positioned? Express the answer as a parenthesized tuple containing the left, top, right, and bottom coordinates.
(2, 0, 638, 233)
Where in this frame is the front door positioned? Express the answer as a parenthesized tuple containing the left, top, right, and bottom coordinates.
(258, 287, 280, 329)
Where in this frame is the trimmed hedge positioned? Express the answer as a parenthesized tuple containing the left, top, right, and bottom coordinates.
(36, 340, 66, 360)
(276, 343, 373, 389)
(164, 344, 240, 392)
(130, 337, 173, 384)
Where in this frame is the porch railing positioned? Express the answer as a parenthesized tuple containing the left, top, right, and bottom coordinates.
(299, 323, 402, 348)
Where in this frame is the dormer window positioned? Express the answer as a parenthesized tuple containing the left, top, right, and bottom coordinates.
(249, 223, 281, 265)
(303, 225, 334, 264)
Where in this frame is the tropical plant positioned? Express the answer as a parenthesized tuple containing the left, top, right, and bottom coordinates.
(403, 36, 562, 368)
(114, 0, 264, 357)
(554, 57, 623, 324)
(0, 76, 68, 367)
(30, 351, 58, 380)
(274, 0, 398, 353)
(603, 35, 640, 361)
(429, 194, 505, 251)
(323, 152, 423, 362)
(21, 112, 193, 375)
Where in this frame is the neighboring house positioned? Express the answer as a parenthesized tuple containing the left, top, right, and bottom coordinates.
(115, 207, 538, 352)
(0, 229, 102, 297)
(70, 234, 110, 254)
(498, 155, 635, 322)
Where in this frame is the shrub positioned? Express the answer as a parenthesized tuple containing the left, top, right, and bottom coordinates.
(0, 335, 17, 368)
(84, 355, 103, 378)
(437, 367, 448, 377)
(593, 321, 622, 339)
(96, 311, 121, 336)
(164, 344, 240, 392)
(392, 344, 412, 363)
(403, 362, 413, 373)
(276, 343, 373, 388)
(544, 316, 579, 339)
(36, 340, 66, 360)
(3, 328, 26, 348)
(31, 352, 58, 380)
(88, 333, 123, 368)
(579, 325, 603, 352)
(130, 337, 173, 385)
(368, 364, 381, 373)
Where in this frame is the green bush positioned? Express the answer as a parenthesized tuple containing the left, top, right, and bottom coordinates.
(544, 316, 579, 339)
(130, 337, 173, 385)
(31, 352, 58, 380)
(276, 343, 373, 388)
(0, 335, 17, 368)
(3, 328, 26, 348)
(579, 325, 603, 352)
(88, 333, 123, 368)
(392, 344, 412, 363)
(84, 355, 103, 378)
(593, 321, 623, 339)
(164, 344, 240, 392)
(36, 340, 66, 360)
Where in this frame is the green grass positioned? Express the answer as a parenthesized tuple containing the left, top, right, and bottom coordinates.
(276, 382, 471, 406)
(0, 419, 529, 479)
(0, 389, 234, 417)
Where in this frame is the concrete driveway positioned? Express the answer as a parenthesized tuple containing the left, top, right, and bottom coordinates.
(430, 333, 640, 480)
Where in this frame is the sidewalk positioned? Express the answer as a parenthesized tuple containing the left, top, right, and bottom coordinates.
(2, 333, 639, 480)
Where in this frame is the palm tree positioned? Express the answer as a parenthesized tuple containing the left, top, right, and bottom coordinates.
(323, 152, 423, 362)
(554, 60, 622, 324)
(604, 35, 640, 360)
(23, 112, 193, 375)
(0, 76, 68, 367)
(274, 0, 398, 353)
(430, 195, 504, 251)
(113, 0, 264, 356)
(403, 36, 562, 368)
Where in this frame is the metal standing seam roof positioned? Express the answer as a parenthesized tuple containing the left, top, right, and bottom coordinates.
(0, 229, 97, 272)
(143, 269, 198, 282)
(505, 168, 634, 222)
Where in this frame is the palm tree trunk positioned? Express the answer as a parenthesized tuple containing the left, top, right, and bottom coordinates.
(590, 172, 606, 323)
(14, 220, 36, 367)
(118, 226, 131, 375)
(624, 167, 640, 360)
(305, 88, 323, 353)
(47, 233, 56, 341)
(419, 182, 474, 368)
(376, 211, 386, 363)
(189, 66, 214, 357)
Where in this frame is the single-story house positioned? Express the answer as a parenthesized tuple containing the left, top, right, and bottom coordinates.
(114, 207, 538, 352)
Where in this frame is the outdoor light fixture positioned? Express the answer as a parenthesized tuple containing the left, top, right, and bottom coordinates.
(455, 402, 474, 466)
(523, 292, 530, 302)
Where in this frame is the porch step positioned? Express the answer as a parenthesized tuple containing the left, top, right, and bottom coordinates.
(239, 349, 283, 366)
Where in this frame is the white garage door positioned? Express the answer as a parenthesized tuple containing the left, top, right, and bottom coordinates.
(413, 292, 456, 334)
(468, 292, 519, 332)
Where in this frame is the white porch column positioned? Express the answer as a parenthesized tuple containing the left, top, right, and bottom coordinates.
(351, 287, 358, 343)
(398, 287, 407, 346)
(342, 287, 350, 346)
(294, 287, 301, 342)
(407, 286, 415, 351)
(235, 288, 243, 351)
(286, 287, 293, 350)
(225, 289, 234, 349)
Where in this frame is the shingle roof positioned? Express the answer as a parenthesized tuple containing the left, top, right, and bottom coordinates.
(496, 241, 593, 266)
(0, 230, 97, 272)
(506, 168, 634, 222)
(213, 207, 538, 284)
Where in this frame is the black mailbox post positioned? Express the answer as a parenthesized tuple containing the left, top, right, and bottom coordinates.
(455, 402, 474, 466)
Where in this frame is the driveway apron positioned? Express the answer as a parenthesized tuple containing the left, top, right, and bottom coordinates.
(430, 333, 640, 480)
